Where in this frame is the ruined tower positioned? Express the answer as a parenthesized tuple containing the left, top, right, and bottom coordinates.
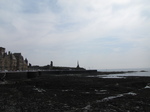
(50, 61, 53, 69)
(77, 61, 80, 69)
(0, 47, 5, 70)
(0, 47, 5, 56)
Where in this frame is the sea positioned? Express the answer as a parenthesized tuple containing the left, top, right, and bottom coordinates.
(95, 68, 150, 78)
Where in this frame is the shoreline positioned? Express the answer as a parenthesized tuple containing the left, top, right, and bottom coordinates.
(0, 70, 148, 81)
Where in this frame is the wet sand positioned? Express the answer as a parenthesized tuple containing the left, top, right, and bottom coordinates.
(0, 74, 150, 112)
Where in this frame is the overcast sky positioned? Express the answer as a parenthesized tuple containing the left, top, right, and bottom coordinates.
(0, 0, 150, 69)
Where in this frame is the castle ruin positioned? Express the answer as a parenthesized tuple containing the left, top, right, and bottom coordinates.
(0, 47, 28, 71)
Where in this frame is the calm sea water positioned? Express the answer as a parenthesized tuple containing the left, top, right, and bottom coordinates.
(97, 68, 150, 78)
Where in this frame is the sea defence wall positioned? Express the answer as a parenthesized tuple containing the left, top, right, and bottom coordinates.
(0, 70, 98, 80)
(0, 72, 27, 80)
(40, 70, 98, 75)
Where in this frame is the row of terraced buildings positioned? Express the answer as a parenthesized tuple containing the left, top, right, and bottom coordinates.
(0, 47, 28, 71)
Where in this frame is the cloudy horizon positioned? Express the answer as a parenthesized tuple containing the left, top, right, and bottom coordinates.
(0, 0, 150, 69)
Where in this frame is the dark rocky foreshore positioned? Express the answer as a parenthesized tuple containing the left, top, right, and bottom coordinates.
(0, 73, 150, 112)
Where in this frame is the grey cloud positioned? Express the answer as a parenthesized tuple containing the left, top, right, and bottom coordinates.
(0, 0, 150, 69)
